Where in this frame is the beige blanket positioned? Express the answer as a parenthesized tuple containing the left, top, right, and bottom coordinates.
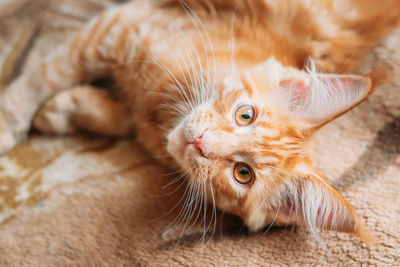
(0, 0, 399, 266)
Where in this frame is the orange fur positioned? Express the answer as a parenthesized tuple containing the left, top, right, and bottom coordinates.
(0, 0, 399, 242)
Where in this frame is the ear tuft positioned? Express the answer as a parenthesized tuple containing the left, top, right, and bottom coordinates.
(354, 223, 376, 245)
(276, 173, 371, 241)
(365, 64, 393, 90)
(280, 73, 372, 127)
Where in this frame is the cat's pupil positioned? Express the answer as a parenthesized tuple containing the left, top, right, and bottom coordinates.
(239, 168, 249, 175)
(241, 114, 251, 120)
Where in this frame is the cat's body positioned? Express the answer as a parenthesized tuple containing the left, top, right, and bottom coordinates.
(1, 0, 399, 240)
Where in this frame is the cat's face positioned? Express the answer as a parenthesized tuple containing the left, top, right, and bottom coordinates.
(167, 57, 373, 237)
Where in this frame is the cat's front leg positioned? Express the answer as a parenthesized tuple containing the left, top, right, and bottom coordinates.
(0, 2, 147, 155)
(34, 86, 132, 136)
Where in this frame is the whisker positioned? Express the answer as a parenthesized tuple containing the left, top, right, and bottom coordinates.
(163, 14, 205, 108)
(139, 45, 193, 112)
(160, 169, 183, 176)
(262, 191, 281, 236)
(162, 171, 187, 189)
(175, 181, 201, 246)
(186, 181, 205, 231)
(153, 34, 197, 111)
(155, 177, 187, 198)
(207, 180, 217, 240)
(180, 1, 216, 106)
(201, 181, 208, 247)
(157, 180, 191, 224)
(168, 183, 194, 233)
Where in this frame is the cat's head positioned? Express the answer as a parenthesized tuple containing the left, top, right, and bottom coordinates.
(167, 57, 374, 239)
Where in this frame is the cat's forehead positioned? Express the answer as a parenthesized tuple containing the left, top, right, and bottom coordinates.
(220, 74, 262, 102)
(217, 70, 285, 110)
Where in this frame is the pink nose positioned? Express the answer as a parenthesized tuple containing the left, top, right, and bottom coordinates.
(193, 136, 206, 157)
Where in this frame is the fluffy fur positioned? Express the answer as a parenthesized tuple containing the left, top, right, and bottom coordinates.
(0, 0, 399, 241)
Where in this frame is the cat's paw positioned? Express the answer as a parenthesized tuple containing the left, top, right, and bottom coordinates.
(34, 109, 77, 135)
(33, 91, 77, 134)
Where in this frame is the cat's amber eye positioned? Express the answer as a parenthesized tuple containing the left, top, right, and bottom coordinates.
(235, 105, 255, 126)
(233, 162, 254, 185)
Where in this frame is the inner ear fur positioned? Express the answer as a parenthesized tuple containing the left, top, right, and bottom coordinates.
(279, 73, 373, 129)
(283, 64, 391, 131)
(276, 170, 373, 242)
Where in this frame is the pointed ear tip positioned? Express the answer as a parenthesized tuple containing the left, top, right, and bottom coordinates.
(354, 223, 376, 244)
(342, 203, 375, 243)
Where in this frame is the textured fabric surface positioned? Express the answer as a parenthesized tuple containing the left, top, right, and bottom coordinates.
(0, 1, 399, 266)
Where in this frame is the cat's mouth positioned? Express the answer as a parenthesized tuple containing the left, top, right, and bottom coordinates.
(167, 123, 209, 171)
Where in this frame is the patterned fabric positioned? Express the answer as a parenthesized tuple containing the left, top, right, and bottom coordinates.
(0, 0, 399, 266)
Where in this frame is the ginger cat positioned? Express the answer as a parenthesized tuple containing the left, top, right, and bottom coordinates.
(0, 0, 399, 240)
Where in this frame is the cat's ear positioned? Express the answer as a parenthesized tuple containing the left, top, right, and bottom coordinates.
(276, 166, 371, 241)
(279, 73, 372, 127)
